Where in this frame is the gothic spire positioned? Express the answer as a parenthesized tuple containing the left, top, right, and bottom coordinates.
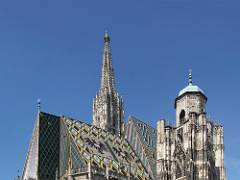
(100, 31, 116, 93)
(93, 32, 124, 136)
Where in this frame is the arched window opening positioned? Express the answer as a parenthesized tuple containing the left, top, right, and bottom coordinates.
(179, 110, 185, 124)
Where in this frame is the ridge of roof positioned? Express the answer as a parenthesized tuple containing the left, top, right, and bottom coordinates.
(128, 115, 156, 130)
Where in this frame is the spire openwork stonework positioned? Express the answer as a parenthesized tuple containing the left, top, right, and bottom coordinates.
(92, 32, 124, 136)
(100, 32, 116, 93)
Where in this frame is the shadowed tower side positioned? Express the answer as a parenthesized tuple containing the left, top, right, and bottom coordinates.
(92, 32, 124, 136)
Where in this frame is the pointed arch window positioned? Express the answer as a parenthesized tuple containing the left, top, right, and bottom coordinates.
(179, 110, 186, 124)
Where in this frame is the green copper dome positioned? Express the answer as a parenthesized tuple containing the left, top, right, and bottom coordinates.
(178, 70, 205, 97)
(178, 84, 204, 96)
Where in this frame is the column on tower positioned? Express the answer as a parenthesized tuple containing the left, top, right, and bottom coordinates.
(156, 120, 173, 180)
(213, 125, 226, 180)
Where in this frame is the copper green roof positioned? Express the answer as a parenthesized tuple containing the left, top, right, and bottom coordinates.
(178, 84, 205, 96)
(178, 70, 206, 97)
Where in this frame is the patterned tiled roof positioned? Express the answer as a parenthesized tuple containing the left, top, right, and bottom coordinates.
(22, 112, 152, 180)
(125, 116, 157, 179)
(62, 116, 152, 180)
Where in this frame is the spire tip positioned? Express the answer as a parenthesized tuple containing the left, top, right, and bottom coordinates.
(104, 31, 110, 42)
(104, 30, 109, 37)
(188, 69, 193, 85)
(37, 98, 41, 112)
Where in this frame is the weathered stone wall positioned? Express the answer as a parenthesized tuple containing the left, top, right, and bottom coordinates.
(157, 92, 225, 180)
(175, 93, 206, 126)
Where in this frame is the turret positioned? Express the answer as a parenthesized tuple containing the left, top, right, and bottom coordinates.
(175, 70, 207, 126)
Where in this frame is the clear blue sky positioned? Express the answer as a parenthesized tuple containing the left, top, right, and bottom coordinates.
(0, 0, 239, 179)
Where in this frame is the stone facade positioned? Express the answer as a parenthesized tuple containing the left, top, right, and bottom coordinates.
(156, 74, 226, 180)
(22, 33, 226, 180)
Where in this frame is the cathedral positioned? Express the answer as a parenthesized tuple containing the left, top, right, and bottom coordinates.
(22, 33, 226, 180)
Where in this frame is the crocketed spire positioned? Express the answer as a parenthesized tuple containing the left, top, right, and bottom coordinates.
(100, 31, 116, 93)
(93, 32, 124, 136)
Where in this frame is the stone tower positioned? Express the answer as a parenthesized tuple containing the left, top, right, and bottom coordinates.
(175, 70, 207, 126)
(156, 71, 226, 180)
(92, 32, 124, 136)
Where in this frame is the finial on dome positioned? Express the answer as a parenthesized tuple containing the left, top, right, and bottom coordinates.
(188, 69, 193, 85)
(37, 98, 41, 113)
(104, 30, 110, 42)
